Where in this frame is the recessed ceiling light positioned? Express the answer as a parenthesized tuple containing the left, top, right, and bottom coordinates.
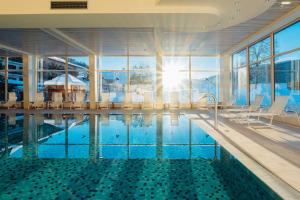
(281, 1, 291, 5)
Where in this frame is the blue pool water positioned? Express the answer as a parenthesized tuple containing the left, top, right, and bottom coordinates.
(0, 113, 281, 199)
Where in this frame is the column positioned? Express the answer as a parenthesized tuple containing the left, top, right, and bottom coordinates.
(23, 55, 37, 109)
(65, 56, 69, 101)
(189, 55, 192, 108)
(4, 57, 8, 101)
(220, 53, 232, 106)
(270, 33, 275, 103)
(65, 117, 69, 158)
(246, 47, 250, 105)
(155, 28, 163, 109)
(89, 55, 98, 109)
(156, 52, 163, 109)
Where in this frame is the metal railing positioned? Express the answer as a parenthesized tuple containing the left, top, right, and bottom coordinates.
(199, 93, 218, 130)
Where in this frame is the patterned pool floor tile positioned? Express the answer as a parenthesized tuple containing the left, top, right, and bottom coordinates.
(0, 158, 281, 200)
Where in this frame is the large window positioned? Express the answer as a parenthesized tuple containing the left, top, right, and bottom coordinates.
(275, 51, 300, 113)
(8, 57, 23, 101)
(129, 56, 156, 103)
(68, 57, 89, 102)
(232, 20, 300, 113)
(0, 57, 5, 101)
(232, 50, 247, 105)
(38, 56, 89, 102)
(191, 57, 220, 103)
(274, 21, 300, 113)
(274, 21, 300, 55)
(249, 37, 271, 107)
(98, 56, 128, 103)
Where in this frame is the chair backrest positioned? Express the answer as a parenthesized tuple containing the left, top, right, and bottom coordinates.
(75, 92, 84, 102)
(249, 95, 263, 111)
(36, 93, 44, 102)
(170, 91, 179, 104)
(101, 93, 110, 103)
(143, 92, 153, 104)
(268, 96, 289, 115)
(53, 92, 63, 103)
(8, 92, 17, 102)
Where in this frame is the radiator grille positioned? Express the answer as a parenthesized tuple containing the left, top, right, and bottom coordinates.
(51, 1, 88, 9)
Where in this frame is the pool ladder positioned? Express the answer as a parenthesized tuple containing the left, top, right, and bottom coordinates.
(199, 93, 218, 130)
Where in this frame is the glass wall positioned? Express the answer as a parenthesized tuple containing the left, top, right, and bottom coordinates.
(274, 51, 300, 112)
(274, 21, 300, 113)
(129, 56, 156, 103)
(0, 57, 5, 101)
(68, 57, 89, 102)
(98, 56, 128, 103)
(232, 20, 300, 113)
(249, 37, 271, 107)
(232, 50, 247, 105)
(191, 57, 220, 102)
(8, 57, 23, 101)
(38, 56, 89, 102)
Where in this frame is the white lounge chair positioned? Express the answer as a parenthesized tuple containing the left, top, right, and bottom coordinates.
(142, 91, 153, 109)
(98, 93, 110, 109)
(49, 92, 63, 109)
(239, 96, 289, 126)
(225, 95, 264, 113)
(169, 91, 179, 109)
(1, 92, 17, 109)
(72, 92, 85, 109)
(123, 93, 133, 109)
(31, 93, 45, 109)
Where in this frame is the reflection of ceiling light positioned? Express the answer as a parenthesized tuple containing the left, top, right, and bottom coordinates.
(281, 1, 291, 5)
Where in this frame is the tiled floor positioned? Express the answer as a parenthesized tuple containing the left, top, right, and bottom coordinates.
(221, 116, 300, 168)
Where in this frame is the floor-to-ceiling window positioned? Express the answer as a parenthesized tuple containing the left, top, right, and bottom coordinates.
(0, 57, 5, 101)
(191, 56, 220, 103)
(249, 37, 272, 107)
(68, 57, 89, 102)
(162, 56, 189, 103)
(98, 56, 128, 103)
(232, 50, 247, 105)
(38, 57, 67, 101)
(8, 57, 23, 101)
(274, 21, 300, 113)
(129, 56, 156, 103)
(38, 56, 89, 102)
(232, 19, 300, 113)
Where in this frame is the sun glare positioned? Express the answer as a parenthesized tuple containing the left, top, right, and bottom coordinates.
(163, 65, 183, 90)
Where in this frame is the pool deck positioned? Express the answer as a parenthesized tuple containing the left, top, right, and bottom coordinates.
(185, 112, 300, 200)
(1, 108, 300, 199)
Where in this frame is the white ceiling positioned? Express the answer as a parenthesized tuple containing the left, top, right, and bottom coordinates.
(0, 0, 276, 31)
(0, 1, 299, 56)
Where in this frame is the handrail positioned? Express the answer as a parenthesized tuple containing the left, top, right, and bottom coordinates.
(199, 93, 218, 130)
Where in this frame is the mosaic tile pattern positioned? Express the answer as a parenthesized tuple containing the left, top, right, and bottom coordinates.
(0, 157, 281, 200)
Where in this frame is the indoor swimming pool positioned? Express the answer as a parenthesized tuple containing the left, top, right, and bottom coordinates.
(0, 113, 281, 199)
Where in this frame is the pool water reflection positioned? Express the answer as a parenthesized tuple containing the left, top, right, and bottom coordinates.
(0, 113, 281, 200)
